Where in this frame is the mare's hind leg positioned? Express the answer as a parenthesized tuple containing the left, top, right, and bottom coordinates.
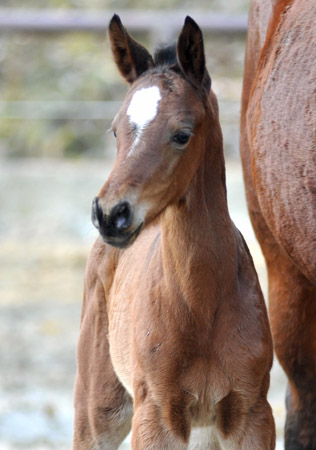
(267, 246, 316, 450)
(73, 244, 133, 449)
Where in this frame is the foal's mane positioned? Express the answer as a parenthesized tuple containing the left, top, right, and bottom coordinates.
(153, 43, 211, 96)
(153, 43, 177, 68)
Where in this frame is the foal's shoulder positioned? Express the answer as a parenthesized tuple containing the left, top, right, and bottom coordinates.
(84, 236, 120, 297)
(233, 227, 273, 361)
(234, 226, 261, 292)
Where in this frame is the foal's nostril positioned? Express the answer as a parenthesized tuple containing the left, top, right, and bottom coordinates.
(111, 201, 133, 231)
(92, 198, 133, 238)
(91, 197, 103, 229)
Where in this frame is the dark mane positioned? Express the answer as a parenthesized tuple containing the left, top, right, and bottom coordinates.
(153, 42, 211, 94)
(153, 43, 177, 67)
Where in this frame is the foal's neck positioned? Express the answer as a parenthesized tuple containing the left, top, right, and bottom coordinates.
(161, 109, 237, 306)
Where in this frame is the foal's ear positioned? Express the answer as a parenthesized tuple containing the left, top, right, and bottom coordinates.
(177, 16, 211, 91)
(109, 14, 154, 84)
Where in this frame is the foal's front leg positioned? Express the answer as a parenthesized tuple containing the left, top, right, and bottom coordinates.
(131, 378, 190, 450)
(132, 398, 189, 450)
(73, 242, 133, 450)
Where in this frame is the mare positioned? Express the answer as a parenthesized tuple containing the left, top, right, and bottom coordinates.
(240, 0, 316, 448)
(74, 15, 275, 449)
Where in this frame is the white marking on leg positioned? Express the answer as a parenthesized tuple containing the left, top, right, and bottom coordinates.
(127, 86, 161, 156)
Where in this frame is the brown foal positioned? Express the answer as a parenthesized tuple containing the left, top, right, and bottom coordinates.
(74, 15, 275, 449)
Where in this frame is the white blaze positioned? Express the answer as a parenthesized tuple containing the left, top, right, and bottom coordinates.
(126, 86, 161, 155)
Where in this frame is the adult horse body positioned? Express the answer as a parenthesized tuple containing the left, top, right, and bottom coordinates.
(241, 1, 316, 448)
(74, 16, 275, 449)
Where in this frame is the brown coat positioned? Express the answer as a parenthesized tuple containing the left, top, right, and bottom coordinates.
(240, 1, 316, 448)
(74, 15, 275, 449)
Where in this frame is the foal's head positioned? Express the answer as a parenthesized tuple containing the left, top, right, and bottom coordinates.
(92, 15, 218, 248)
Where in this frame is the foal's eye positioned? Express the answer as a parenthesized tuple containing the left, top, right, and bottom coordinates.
(172, 131, 191, 147)
(113, 130, 117, 138)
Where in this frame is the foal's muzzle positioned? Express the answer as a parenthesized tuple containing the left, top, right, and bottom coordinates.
(91, 197, 142, 248)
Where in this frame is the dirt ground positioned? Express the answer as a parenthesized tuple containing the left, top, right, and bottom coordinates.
(0, 156, 287, 449)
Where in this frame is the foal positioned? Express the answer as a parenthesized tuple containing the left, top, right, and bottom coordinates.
(74, 16, 275, 449)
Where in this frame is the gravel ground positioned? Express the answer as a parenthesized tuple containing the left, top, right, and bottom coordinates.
(0, 157, 287, 449)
